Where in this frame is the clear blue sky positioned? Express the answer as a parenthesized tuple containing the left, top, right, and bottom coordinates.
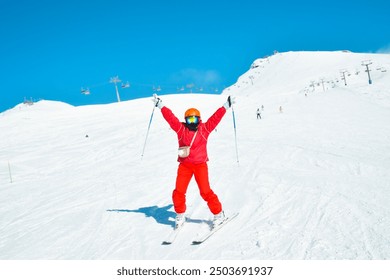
(1, 0, 389, 112)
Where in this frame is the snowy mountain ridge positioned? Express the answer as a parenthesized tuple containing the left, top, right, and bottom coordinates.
(1, 51, 390, 259)
(225, 51, 390, 106)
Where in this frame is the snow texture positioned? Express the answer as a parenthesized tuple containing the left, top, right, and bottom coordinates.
(1, 51, 390, 260)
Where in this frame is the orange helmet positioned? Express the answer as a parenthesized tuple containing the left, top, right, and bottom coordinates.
(184, 108, 201, 118)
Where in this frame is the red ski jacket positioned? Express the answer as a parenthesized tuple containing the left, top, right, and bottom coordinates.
(161, 106, 226, 164)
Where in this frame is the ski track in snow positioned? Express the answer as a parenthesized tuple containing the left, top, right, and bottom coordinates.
(1, 51, 390, 260)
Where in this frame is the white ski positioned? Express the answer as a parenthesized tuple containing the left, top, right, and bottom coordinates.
(161, 221, 186, 245)
(192, 212, 239, 245)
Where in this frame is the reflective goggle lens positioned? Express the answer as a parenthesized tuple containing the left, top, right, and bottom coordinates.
(185, 116, 199, 124)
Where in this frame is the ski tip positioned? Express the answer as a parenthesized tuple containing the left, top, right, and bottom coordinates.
(192, 241, 202, 245)
(161, 241, 172, 245)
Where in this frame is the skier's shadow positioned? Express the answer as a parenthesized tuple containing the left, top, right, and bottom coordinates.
(107, 204, 176, 228)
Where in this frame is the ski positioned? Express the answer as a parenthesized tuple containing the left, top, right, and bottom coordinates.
(192, 212, 239, 245)
(161, 221, 186, 245)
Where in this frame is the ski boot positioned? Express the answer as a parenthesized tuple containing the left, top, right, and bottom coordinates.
(175, 213, 186, 229)
(212, 211, 226, 229)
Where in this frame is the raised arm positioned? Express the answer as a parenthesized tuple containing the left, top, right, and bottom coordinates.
(204, 96, 236, 132)
(153, 94, 183, 133)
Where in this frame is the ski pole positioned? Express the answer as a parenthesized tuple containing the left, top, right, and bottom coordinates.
(141, 105, 156, 159)
(231, 103, 239, 164)
(8, 161, 13, 183)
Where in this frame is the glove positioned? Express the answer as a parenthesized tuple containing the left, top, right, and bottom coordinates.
(152, 94, 163, 109)
(223, 96, 236, 109)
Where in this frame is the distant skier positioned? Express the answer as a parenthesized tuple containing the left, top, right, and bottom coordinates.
(256, 108, 261, 119)
(153, 94, 236, 229)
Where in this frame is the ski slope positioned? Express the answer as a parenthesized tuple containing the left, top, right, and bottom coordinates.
(1, 51, 390, 260)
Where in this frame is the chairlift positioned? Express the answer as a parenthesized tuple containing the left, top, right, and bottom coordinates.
(81, 88, 90, 95)
(121, 81, 130, 88)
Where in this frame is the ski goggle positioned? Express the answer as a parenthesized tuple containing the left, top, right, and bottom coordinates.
(185, 115, 200, 124)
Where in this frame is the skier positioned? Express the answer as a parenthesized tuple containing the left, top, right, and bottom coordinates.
(153, 94, 236, 229)
(256, 108, 261, 119)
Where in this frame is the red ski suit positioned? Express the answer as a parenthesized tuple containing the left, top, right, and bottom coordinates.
(161, 106, 227, 214)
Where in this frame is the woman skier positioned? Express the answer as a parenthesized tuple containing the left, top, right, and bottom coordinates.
(153, 94, 236, 229)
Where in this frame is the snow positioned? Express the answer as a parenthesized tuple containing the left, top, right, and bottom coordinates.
(1, 51, 390, 260)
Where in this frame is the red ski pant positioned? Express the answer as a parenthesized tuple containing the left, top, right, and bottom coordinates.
(172, 162, 222, 215)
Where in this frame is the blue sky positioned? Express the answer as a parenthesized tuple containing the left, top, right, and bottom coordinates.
(1, 0, 389, 112)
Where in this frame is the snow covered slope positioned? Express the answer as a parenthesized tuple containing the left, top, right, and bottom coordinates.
(1, 51, 390, 259)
